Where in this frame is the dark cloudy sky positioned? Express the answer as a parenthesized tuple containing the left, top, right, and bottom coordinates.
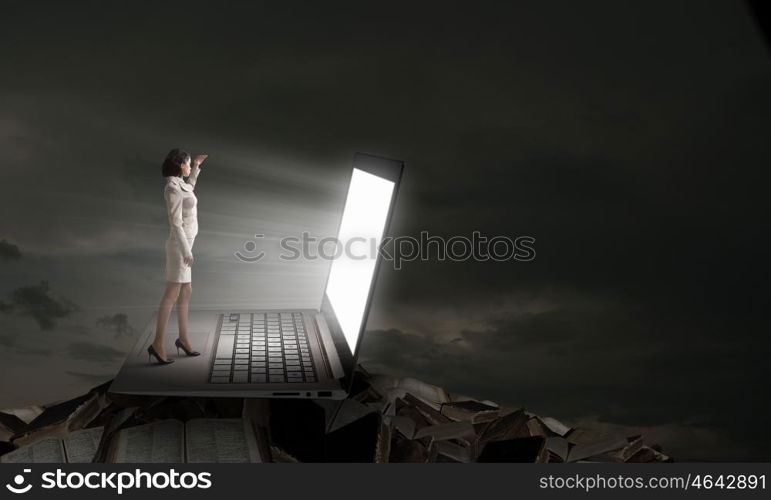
(1, 1, 769, 461)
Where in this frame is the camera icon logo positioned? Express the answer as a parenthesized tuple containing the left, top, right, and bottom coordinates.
(234, 234, 265, 262)
(5, 469, 32, 494)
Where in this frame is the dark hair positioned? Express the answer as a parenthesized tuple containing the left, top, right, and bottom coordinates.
(162, 148, 191, 177)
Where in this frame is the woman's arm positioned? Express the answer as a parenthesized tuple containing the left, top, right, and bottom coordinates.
(187, 154, 208, 188)
(164, 185, 193, 259)
(187, 162, 201, 188)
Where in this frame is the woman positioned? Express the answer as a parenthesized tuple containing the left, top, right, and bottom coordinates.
(148, 148, 209, 364)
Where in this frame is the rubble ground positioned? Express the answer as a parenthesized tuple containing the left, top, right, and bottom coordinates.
(0, 367, 672, 463)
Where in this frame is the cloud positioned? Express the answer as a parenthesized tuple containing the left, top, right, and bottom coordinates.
(58, 324, 91, 336)
(0, 333, 19, 348)
(0, 281, 78, 330)
(0, 332, 52, 356)
(66, 341, 126, 363)
(96, 313, 135, 339)
(0, 239, 21, 260)
(15, 346, 54, 356)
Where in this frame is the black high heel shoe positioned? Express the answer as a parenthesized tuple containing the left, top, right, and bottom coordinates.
(175, 338, 200, 357)
(147, 344, 174, 364)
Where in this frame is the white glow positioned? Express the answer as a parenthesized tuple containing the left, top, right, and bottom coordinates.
(325, 168, 395, 352)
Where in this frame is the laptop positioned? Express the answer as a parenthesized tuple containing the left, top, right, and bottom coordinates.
(110, 152, 403, 400)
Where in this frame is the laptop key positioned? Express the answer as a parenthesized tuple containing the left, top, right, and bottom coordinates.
(210, 376, 231, 384)
(215, 335, 235, 359)
(251, 375, 267, 383)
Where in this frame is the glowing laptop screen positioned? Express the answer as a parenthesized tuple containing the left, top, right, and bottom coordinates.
(324, 168, 395, 352)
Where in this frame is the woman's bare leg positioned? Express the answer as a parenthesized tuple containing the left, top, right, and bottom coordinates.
(152, 282, 182, 360)
(177, 283, 194, 350)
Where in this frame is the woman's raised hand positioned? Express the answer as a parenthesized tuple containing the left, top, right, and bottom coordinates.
(192, 154, 209, 167)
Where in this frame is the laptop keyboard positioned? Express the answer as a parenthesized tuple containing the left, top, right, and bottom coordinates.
(209, 312, 318, 384)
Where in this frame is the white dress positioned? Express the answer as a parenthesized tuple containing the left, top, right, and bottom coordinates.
(164, 164, 200, 283)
